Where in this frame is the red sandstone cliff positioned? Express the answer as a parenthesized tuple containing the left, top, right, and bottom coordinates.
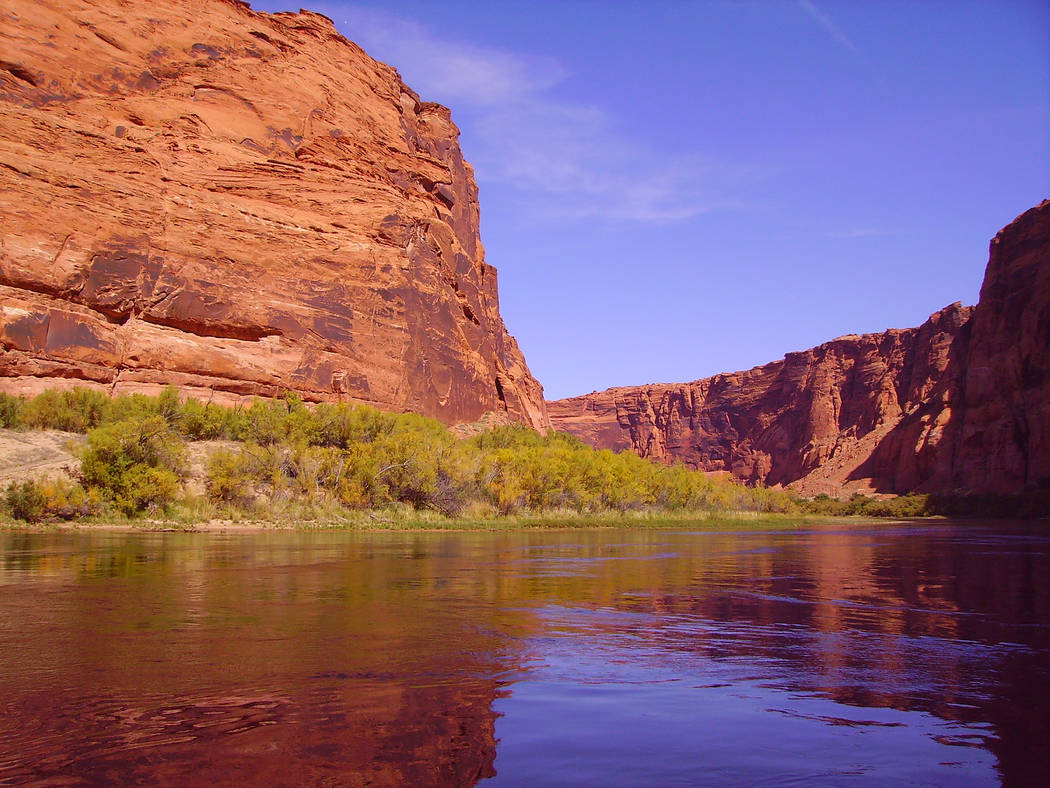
(951, 201, 1050, 490)
(548, 304, 973, 495)
(549, 201, 1050, 495)
(0, 0, 548, 429)
(862, 200, 1050, 494)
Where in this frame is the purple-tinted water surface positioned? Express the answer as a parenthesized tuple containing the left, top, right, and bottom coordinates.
(0, 520, 1046, 786)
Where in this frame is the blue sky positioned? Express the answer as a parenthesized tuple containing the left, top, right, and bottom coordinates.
(254, 1, 1049, 400)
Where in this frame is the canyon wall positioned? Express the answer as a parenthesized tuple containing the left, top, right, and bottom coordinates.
(549, 201, 1049, 495)
(0, 0, 548, 429)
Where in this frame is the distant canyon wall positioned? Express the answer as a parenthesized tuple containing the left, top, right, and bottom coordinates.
(0, 0, 549, 429)
(549, 201, 1050, 495)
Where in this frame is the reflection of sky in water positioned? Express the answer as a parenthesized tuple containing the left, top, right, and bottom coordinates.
(487, 604, 998, 785)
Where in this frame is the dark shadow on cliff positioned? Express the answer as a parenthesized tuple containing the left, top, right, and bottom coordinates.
(848, 316, 973, 495)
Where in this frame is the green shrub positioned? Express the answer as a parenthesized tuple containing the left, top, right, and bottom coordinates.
(369, 420, 455, 510)
(240, 398, 290, 445)
(38, 477, 102, 520)
(102, 392, 161, 424)
(176, 397, 237, 440)
(4, 480, 45, 522)
(205, 448, 257, 506)
(8, 386, 814, 521)
(799, 493, 846, 515)
(79, 416, 186, 515)
(2, 477, 99, 522)
(312, 402, 398, 448)
(0, 392, 25, 428)
(22, 388, 110, 432)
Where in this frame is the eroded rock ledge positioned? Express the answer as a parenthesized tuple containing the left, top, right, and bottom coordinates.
(0, 0, 548, 430)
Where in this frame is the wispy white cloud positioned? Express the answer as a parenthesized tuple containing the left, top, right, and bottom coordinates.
(472, 101, 737, 222)
(324, 6, 749, 223)
(798, 0, 858, 53)
(340, 10, 566, 105)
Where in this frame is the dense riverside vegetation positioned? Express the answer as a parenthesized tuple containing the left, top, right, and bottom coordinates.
(5, 389, 1044, 525)
(1, 388, 798, 524)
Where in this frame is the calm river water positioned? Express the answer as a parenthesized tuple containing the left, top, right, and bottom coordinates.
(0, 521, 1047, 786)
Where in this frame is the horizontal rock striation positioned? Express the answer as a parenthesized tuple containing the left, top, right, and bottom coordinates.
(549, 201, 1050, 495)
(0, 0, 548, 429)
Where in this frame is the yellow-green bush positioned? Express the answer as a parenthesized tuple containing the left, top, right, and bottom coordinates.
(176, 397, 238, 440)
(3, 478, 101, 522)
(79, 416, 186, 516)
(4, 480, 44, 522)
(0, 392, 24, 428)
(9, 386, 809, 521)
(205, 448, 257, 507)
(22, 388, 110, 432)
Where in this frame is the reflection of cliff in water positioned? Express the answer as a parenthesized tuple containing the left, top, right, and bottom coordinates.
(0, 531, 530, 786)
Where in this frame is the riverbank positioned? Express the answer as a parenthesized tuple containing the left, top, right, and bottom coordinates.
(5, 389, 1045, 527)
(0, 509, 902, 533)
(0, 389, 800, 526)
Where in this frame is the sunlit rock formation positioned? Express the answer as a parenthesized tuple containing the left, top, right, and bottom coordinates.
(0, 0, 548, 429)
(549, 201, 1050, 495)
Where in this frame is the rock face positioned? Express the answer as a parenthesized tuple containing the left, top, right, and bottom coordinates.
(867, 200, 1050, 494)
(0, 0, 548, 430)
(548, 305, 974, 495)
(549, 201, 1050, 495)
(954, 201, 1050, 489)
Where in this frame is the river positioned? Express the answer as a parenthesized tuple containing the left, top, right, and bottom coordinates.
(0, 520, 1046, 786)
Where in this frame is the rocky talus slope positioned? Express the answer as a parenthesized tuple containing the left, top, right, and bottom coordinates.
(549, 201, 1049, 495)
(0, 0, 548, 429)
